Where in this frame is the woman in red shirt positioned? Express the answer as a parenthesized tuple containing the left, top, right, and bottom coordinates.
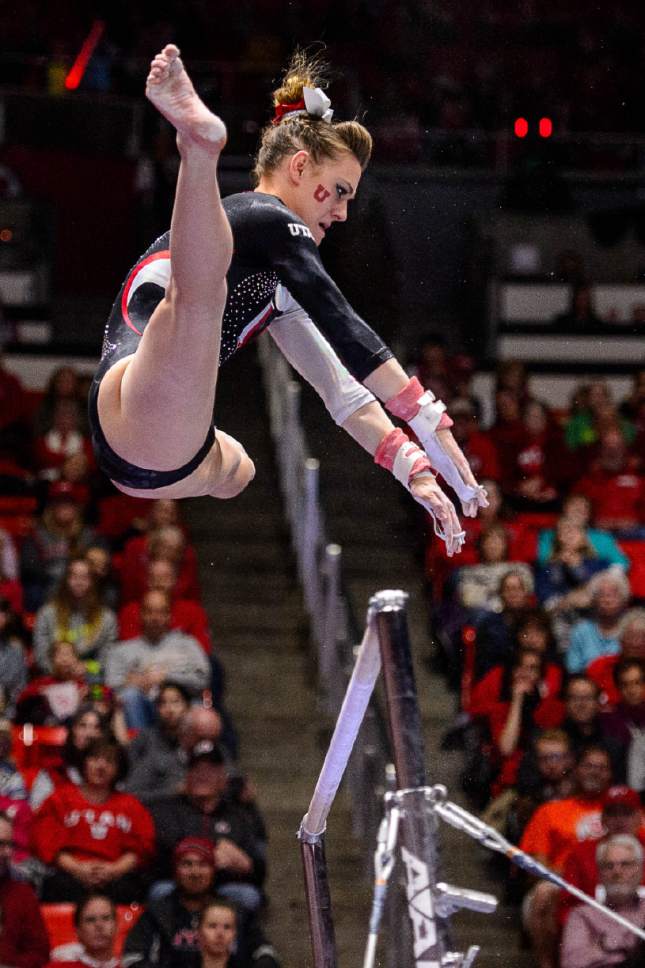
(471, 647, 565, 794)
(32, 738, 155, 903)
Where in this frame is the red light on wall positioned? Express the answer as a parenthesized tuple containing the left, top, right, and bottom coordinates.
(65, 20, 105, 91)
(514, 117, 529, 138)
(539, 117, 553, 138)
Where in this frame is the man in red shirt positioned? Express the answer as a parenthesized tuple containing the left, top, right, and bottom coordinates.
(0, 809, 50, 968)
(574, 428, 645, 532)
(118, 558, 212, 654)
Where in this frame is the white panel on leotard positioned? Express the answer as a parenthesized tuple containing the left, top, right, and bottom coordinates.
(126, 258, 172, 307)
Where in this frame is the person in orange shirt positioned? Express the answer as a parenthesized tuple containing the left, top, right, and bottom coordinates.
(519, 744, 613, 968)
(558, 785, 645, 926)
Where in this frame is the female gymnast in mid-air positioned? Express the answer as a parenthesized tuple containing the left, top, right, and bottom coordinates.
(89, 44, 487, 556)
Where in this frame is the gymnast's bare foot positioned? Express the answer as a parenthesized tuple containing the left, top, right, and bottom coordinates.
(145, 44, 226, 152)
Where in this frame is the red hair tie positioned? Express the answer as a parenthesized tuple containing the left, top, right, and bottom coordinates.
(272, 99, 306, 125)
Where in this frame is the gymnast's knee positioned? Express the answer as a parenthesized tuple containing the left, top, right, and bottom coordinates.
(211, 449, 255, 500)
(227, 452, 256, 498)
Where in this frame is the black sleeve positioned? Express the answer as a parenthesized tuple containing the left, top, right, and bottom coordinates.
(253, 201, 393, 381)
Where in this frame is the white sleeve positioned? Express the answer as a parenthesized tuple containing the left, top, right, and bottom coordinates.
(269, 291, 376, 426)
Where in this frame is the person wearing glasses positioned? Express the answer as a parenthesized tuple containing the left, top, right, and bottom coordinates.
(560, 833, 645, 968)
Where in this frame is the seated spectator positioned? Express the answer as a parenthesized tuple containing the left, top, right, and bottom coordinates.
(20, 485, 97, 612)
(561, 675, 623, 779)
(32, 737, 155, 903)
(85, 545, 120, 612)
(537, 494, 630, 569)
(196, 897, 280, 968)
(508, 729, 576, 844)
(520, 744, 614, 968)
(0, 809, 50, 968)
(119, 526, 200, 605)
(85, 684, 130, 748)
(35, 366, 82, 436)
(536, 517, 613, 651)
(502, 400, 569, 509)
(47, 893, 120, 968)
(105, 590, 210, 730)
(600, 660, 645, 793)
(455, 524, 533, 613)
(0, 718, 26, 800)
(16, 640, 86, 725)
(565, 380, 634, 452)
(118, 558, 213, 654)
(444, 397, 500, 482)
(29, 704, 107, 811)
(566, 569, 631, 673)
(0, 531, 23, 615)
(559, 786, 645, 927)
(0, 597, 27, 718)
(515, 609, 561, 669)
(426, 479, 535, 622)
(560, 834, 645, 968)
(474, 648, 565, 794)
(34, 398, 94, 487)
(123, 681, 193, 804)
(180, 704, 237, 766)
(33, 557, 117, 674)
(573, 428, 645, 534)
(124, 839, 280, 968)
(473, 570, 533, 681)
(150, 741, 266, 918)
(587, 608, 645, 705)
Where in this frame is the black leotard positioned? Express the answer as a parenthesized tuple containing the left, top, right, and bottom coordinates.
(89, 191, 393, 488)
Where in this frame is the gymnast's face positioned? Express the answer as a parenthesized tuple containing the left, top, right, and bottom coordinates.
(287, 150, 362, 246)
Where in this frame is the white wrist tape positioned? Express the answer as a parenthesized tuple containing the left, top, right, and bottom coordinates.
(374, 428, 432, 486)
(417, 430, 484, 507)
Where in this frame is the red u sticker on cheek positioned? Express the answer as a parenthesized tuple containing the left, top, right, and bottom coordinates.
(314, 184, 331, 202)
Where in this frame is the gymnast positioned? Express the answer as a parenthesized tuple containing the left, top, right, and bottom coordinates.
(89, 44, 487, 555)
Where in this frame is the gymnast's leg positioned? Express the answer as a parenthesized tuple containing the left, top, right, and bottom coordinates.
(96, 45, 253, 499)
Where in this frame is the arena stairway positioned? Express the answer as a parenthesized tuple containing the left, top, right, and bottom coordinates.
(298, 380, 537, 967)
(181, 343, 536, 966)
(179, 347, 370, 967)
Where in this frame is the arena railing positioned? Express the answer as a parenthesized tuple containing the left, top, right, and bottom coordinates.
(257, 333, 390, 846)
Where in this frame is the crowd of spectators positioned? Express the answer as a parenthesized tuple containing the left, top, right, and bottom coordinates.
(1, 2, 643, 161)
(0, 356, 280, 967)
(419, 338, 645, 966)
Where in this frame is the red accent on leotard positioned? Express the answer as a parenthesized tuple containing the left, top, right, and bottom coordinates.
(120, 250, 171, 337)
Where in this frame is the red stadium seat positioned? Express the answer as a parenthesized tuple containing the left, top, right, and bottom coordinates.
(41, 903, 143, 956)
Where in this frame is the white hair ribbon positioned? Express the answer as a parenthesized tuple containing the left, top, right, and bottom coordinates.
(303, 86, 334, 123)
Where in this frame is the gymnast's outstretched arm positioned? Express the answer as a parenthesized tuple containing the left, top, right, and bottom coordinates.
(268, 314, 464, 555)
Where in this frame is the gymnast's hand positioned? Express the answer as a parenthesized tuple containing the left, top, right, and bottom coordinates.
(409, 472, 465, 557)
(434, 427, 489, 517)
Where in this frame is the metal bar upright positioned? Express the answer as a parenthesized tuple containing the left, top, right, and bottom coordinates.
(372, 590, 448, 967)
